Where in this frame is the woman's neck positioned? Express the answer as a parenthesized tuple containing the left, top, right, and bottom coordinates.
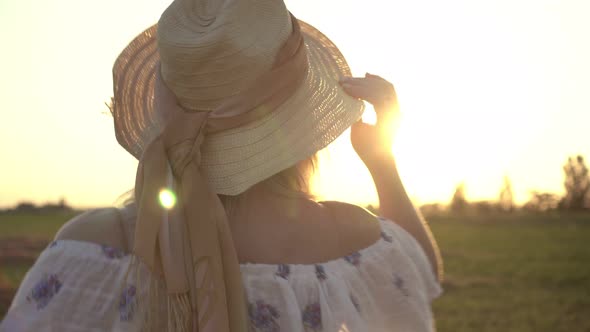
(230, 183, 322, 226)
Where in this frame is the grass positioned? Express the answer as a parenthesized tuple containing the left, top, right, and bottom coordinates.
(1, 211, 589, 331)
(0, 212, 78, 240)
(1, 264, 31, 288)
(430, 213, 590, 332)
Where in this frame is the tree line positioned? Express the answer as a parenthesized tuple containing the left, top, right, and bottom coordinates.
(0, 198, 73, 215)
(446, 155, 589, 214)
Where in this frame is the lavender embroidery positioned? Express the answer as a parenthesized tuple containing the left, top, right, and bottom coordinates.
(315, 265, 327, 281)
(302, 302, 322, 331)
(26, 274, 62, 310)
(101, 245, 126, 259)
(393, 274, 410, 297)
(381, 231, 393, 243)
(249, 300, 280, 332)
(119, 285, 137, 321)
(276, 264, 290, 280)
(343, 251, 361, 266)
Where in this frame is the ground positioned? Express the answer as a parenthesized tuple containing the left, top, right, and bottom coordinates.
(1, 211, 589, 331)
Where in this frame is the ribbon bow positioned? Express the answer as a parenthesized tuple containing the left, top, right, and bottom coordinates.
(129, 14, 308, 331)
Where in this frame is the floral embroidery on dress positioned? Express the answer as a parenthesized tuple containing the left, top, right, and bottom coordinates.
(302, 302, 322, 331)
(26, 274, 62, 310)
(343, 251, 361, 266)
(276, 264, 290, 280)
(381, 231, 393, 243)
(393, 274, 410, 297)
(315, 265, 327, 281)
(101, 245, 126, 259)
(248, 300, 280, 332)
(119, 285, 137, 321)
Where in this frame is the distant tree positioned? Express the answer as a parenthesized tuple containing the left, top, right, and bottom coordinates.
(58, 197, 67, 209)
(472, 201, 495, 214)
(450, 183, 468, 213)
(561, 155, 590, 210)
(498, 175, 514, 212)
(15, 202, 37, 213)
(420, 203, 444, 217)
(524, 191, 560, 212)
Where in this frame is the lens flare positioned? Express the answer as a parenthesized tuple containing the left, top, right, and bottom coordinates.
(158, 189, 177, 209)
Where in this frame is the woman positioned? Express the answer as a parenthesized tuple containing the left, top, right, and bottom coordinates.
(1, 0, 443, 330)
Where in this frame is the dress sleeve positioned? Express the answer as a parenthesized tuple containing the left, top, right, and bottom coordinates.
(0, 240, 142, 332)
(378, 217, 443, 302)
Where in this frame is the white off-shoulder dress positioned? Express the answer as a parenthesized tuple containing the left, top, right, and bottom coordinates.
(1, 207, 442, 332)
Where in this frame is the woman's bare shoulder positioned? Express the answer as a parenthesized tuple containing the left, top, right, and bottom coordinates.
(319, 201, 377, 222)
(319, 201, 381, 246)
(54, 208, 128, 252)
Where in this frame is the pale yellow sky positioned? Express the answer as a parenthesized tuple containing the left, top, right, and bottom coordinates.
(1, 0, 589, 208)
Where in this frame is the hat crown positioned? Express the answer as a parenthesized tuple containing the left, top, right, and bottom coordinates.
(178, 0, 221, 28)
(157, 0, 293, 111)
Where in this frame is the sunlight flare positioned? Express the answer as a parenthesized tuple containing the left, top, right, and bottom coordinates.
(158, 188, 177, 210)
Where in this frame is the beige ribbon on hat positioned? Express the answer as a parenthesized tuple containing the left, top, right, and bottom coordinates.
(132, 14, 307, 331)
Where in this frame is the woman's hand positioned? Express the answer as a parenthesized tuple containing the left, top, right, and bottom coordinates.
(341, 74, 443, 279)
(340, 73, 399, 169)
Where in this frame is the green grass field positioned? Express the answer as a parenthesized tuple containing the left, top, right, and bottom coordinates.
(431, 213, 590, 332)
(1, 211, 589, 331)
(0, 211, 79, 240)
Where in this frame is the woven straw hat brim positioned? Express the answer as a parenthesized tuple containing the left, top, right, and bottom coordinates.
(113, 20, 364, 195)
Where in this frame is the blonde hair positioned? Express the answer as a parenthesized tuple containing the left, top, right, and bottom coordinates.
(218, 153, 318, 216)
(116, 153, 318, 215)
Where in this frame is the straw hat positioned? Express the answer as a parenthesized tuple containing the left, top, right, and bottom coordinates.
(112, 0, 364, 195)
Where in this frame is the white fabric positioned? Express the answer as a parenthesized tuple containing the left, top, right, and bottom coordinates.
(1, 217, 441, 332)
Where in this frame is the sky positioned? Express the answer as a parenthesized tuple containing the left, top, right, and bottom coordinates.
(1, 0, 589, 208)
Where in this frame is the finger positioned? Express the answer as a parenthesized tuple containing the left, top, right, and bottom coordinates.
(341, 84, 384, 104)
(340, 78, 378, 93)
(340, 82, 367, 98)
(341, 76, 392, 92)
(365, 72, 384, 80)
(339, 76, 370, 85)
(341, 83, 382, 104)
(364, 73, 395, 92)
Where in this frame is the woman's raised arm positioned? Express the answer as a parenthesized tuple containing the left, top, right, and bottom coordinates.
(340, 74, 443, 280)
